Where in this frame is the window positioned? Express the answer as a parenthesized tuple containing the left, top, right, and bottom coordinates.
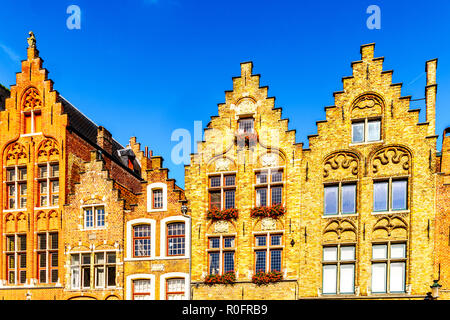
(153, 189, 163, 209)
(133, 279, 151, 300)
(208, 235, 235, 275)
(371, 243, 406, 294)
(83, 205, 106, 229)
(254, 233, 283, 273)
(238, 118, 254, 134)
(255, 169, 283, 207)
(322, 245, 356, 295)
(373, 179, 408, 212)
(5, 234, 26, 284)
(324, 183, 357, 215)
(352, 119, 381, 143)
(5, 166, 27, 209)
(71, 251, 116, 289)
(37, 232, 58, 284)
(208, 174, 236, 210)
(37, 163, 59, 207)
(167, 222, 185, 256)
(133, 225, 151, 257)
(24, 109, 41, 134)
(166, 278, 185, 300)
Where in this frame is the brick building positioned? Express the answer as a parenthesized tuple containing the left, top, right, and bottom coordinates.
(185, 43, 443, 299)
(0, 33, 188, 300)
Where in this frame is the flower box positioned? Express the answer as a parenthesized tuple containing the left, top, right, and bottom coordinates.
(251, 270, 283, 285)
(207, 207, 239, 221)
(250, 204, 286, 219)
(204, 271, 236, 285)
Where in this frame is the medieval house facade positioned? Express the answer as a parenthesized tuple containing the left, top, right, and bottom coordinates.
(0, 33, 449, 300)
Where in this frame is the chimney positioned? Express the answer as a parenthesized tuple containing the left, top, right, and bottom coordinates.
(426, 59, 438, 136)
(97, 126, 113, 154)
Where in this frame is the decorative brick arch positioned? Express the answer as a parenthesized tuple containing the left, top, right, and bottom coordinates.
(4, 141, 27, 166)
(37, 138, 60, 162)
(21, 87, 42, 111)
(323, 150, 360, 179)
(370, 145, 412, 175)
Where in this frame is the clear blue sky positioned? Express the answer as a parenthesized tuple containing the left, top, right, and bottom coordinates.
(0, 0, 449, 188)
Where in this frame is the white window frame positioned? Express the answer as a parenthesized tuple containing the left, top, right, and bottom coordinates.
(372, 177, 409, 214)
(81, 204, 106, 230)
(160, 272, 190, 300)
(323, 182, 357, 217)
(160, 216, 190, 259)
(126, 274, 155, 300)
(36, 162, 59, 208)
(5, 166, 27, 210)
(147, 183, 167, 212)
(322, 244, 356, 295)
(351, 118, 382, 144)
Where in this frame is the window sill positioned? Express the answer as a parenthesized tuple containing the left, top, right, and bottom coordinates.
(322, 213, 358, 219)
(372, 210, 409, 215)
(20, 132, 43, 138)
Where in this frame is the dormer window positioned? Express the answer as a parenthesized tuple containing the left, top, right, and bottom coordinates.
(238, 118, 254, 134)
(351, 118, 381, 144)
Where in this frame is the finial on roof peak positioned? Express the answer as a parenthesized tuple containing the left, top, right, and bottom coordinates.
(27, 31, 36, 48)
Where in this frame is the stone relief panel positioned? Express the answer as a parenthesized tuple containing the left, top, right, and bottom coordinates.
(323, 151, 359, 180)
(323, 219, 357, 243)
(371, 146, 411, 176)
(350, 93, 384, 119)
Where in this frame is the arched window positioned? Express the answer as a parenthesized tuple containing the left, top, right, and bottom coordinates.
(166, 278, 185, 300)
(133, 225, 151, 257)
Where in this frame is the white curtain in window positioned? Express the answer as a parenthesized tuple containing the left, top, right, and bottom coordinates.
(339, 264, 355, 294)
(71, 268, 80, 289)
(390, 262, 405, 292)
(323, 265, 337, 294)
(371, 263, 387, 293)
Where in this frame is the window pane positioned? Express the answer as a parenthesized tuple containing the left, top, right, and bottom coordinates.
(371, 263, 387, 293)
(323, 247, 338, 262)
(85, 209, 93, 228)
(239, 118, 254, 133)
(38, 234, 47, 250)
(209, 252, 220, 275)
(153, 189, 163, 208)
(271, 234, 282, 246)
(323, 265, 337, 294)
(392, 180, 407, 210)
(19, 168, 27, 180)
(390, 243, 406, 259)
(352, 122, 364, 143)
(7, 169, 15, 181)
(340, 264, 355, 294)
(223, 252, 235, 273)
(256, 188, 267, 207)
(340, 246, 355, 261)
(390, 262, 405, 293)
(271, 187, 282, 205)
(107, 266, 116, 286)
(372, 244, 387, 260)
(270, 249, 282, 271)
(224, 237, 235, 248)
(271, 171, 283, 183)
(96, 267, 105, 287)
(96, 207, 105, 227)
(255, 235, 266, 247)
(367, 120, 381, 141)
(224, 175, 235, 186)
(373, 182, 388, 212)
(209, 176, 221, 187)
(224, 190, 235, 209)
(209, 238, 220, 249)
(39, 166, 48, 178)
(209, 191, 221, 209)
(341, 184, 356, 214)
(256, 172, 268, 184)
(324, 186, 338, 215)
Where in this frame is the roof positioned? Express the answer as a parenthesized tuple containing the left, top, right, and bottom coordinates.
(59, 95, 141, 176)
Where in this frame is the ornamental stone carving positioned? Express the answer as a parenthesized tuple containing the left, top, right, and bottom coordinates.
(261, 217, 277, 231)
(323, 152, 358, 178)
(214, 220, 229, 233)
(232, 98, 256, 115)
(372, 146, 410, 174)
(215, 158, 230, 172)
(22, 87, 42, 111)
(261, 153, 278, 167)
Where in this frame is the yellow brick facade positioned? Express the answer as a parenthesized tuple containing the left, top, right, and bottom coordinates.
(185, 44, 441, 300)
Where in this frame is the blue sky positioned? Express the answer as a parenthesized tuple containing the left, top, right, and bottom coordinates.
(0, 0, 449, 187)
